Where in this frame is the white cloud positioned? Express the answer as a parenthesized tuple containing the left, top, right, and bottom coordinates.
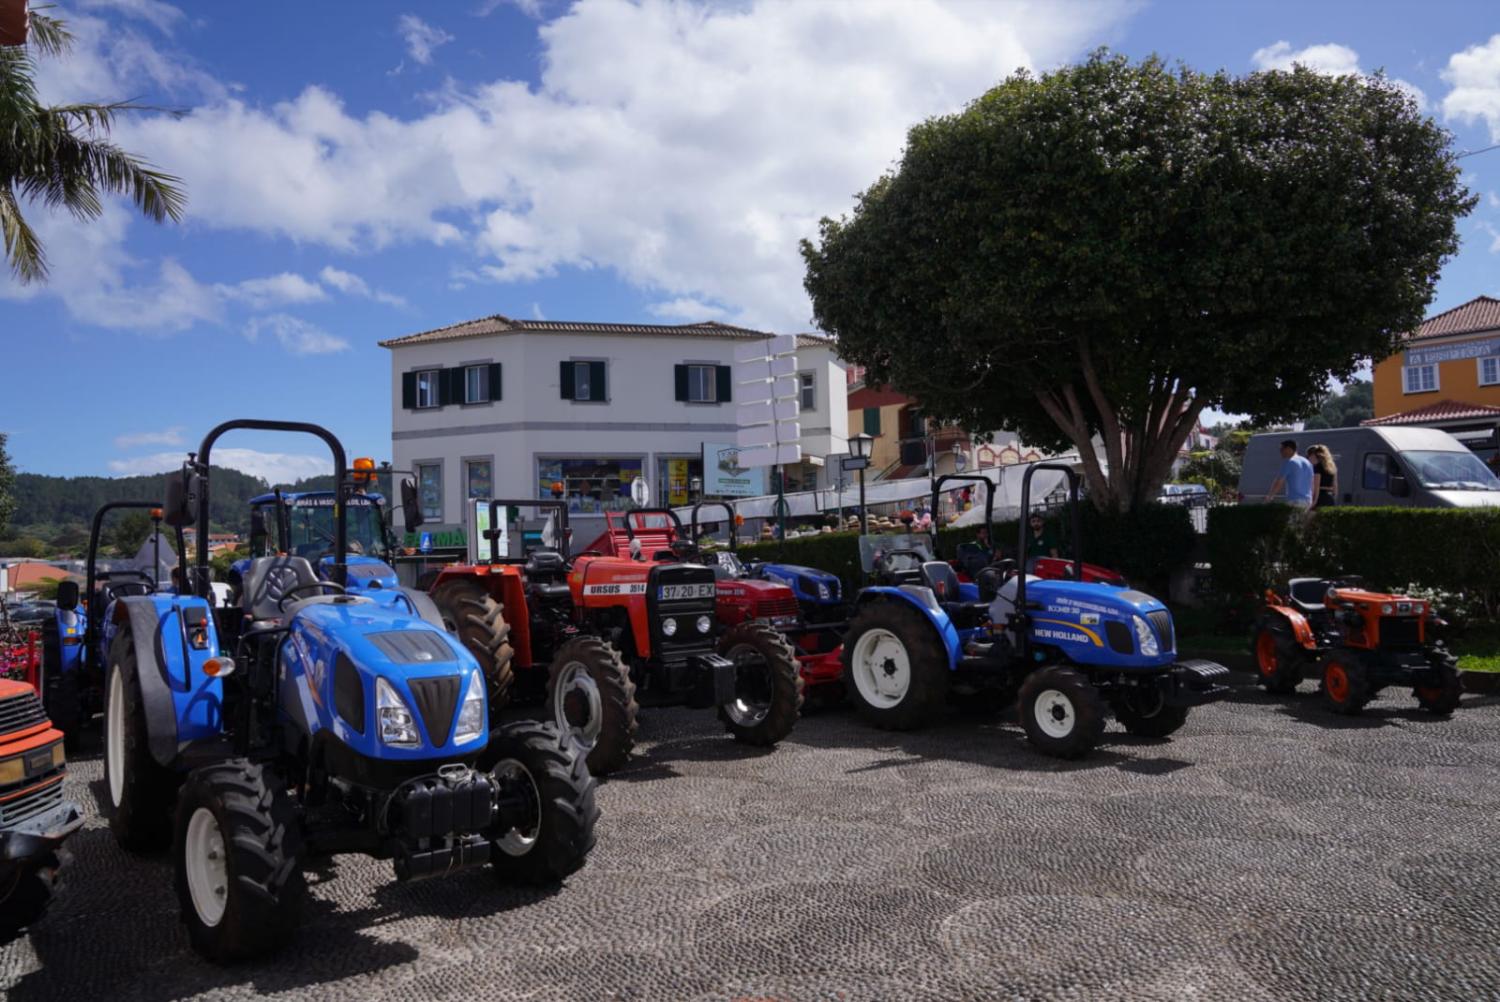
(397, 14, 454, 65)
(78, 0, 187, 35)
(114, 426, 185, 449)
(1478, 220, 1500, 254)
(318, 266, 407, 306)
(217, 272, 327, 309)
(647, 296, 727, 322)
(1490, 191, 1500, 209)
(113, 0, 1129, 330)
(530, 301, 545, 319)
(109, 447, 331, 484)
(478, 0, 545, 17)
(1442, 33, 1500, 141)
(1252, 39, 1427, 110)
(32, 11, 223, 105)
(244, 314, 351, 355)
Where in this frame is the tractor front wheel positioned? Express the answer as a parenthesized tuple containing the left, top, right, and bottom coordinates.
(432, 578, 516, 707)
(717, 620, 803, 746)
(104, 629, 178, 852)
(483, 720, 599, 885)
(1319, 654, 1372, 715)
(1112, 685, 1190, 739)
(173, 760, 305, 963)
(1018, 666, 1106, 759)
(1252, 617, 1307, 694)
(842, 600, 950, 730)
(0, 858, 58, 941)
(1415, 650, 1462, 715)
(547, 636, 638, 776)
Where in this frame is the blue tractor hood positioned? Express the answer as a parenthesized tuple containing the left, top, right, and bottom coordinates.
(1017, 579, 1175, 669)
(319, 554, 400, 593)
(756, 561, 843, 604)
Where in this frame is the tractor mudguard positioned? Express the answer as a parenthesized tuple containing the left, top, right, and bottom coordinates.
(113, 594, 225, 767)
(856, 585, 963, 668)
(1263, 603, 1317, 650)
(52, 606, 86, 675)
(362, 586, 446, 630)
(397, 587, 445, 629)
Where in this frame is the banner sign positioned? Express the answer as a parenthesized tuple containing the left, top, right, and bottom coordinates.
(702, 442, 768, 497)
(1406, 336, 1500, 368)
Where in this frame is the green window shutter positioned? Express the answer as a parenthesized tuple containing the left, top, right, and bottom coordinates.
(559, 360, 576, 400)
(716, 365, 732, 403)
(674, 364, 690, 402)
(863, 407, 881, 436)
(589, 361, 607, 401)
(401, 372, 416, 410)
(487, 363, 502, 401)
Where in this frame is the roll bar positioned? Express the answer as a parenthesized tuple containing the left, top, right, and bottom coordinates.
(618, 508, 684, 542)
(480, 499, 571, 564)
(83, 500, 184, 671)
(690, 501, 737, 550)
(931, 473, 996, 550)
(1012, 463, 1083, 649)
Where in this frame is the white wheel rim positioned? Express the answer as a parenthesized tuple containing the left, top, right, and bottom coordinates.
(1033, 688, 1076, 738)
(552, 663, 603, 748)
(850, 628, 911, 709)
(492, 759, 541, 857)
(184, 807, 229, 928)
(106, 668, 125, 807)
(723, 642, 771, 727)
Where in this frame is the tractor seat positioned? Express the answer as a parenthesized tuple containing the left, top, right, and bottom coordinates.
(1287, 577, 1331, 614)
(243, 555, 321, 623)
(523, 550, 568, 581)
(922, 561, 989, 629)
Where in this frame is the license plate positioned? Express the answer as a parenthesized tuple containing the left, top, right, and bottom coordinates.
(25, 748, 52, 775)
(659, 583, 715, 601)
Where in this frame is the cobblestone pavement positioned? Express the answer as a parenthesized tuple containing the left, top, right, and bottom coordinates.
(4, 675, 1500, 1001)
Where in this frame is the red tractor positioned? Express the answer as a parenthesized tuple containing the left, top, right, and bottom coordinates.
(423, 501, 802, 775)
(1252, 577, 1462, 715)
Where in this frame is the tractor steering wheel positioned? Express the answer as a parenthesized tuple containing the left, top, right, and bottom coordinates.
(277, 580, 346, 612)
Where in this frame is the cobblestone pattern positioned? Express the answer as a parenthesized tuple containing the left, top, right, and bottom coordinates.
(4, 677, 1500, 1001)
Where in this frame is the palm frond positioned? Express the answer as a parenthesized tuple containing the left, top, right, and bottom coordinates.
(24, 7, 71, 58)
(0, 186, 47, 282)
(15, 131, 186, 223)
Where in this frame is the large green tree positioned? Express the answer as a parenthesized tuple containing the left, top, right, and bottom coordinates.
(803, 52, 1474, 511)
(0, 431, 14, 537)
(1, 6, 185, 281)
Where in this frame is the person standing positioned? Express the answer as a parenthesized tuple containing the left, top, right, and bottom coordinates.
(1308, 445, 1338, 509)
(1027, 511, 1060, 558)
(1266, 439, 1314, 510)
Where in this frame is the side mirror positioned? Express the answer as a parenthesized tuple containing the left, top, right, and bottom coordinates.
(55, 580, 80, 611)
(1389, 473, 1411, 498)
(162, 467, 199, 527)
(249, 509, 268, 555)
(400, 478, 424, 532)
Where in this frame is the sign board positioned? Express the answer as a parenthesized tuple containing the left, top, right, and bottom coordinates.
(1407, 336, 1500, 368)
(630, 477, 650, 506)
(734, 335, 802, 469)
(840, 455, 870, 471)
(419, 531, 433, 554)
(702, 442, 769, 497)
(465, 498, 506, 564)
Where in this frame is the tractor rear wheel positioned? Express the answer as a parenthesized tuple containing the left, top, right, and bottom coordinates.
(432, 577, 516, 707)
(1415, 649, 1462, 715)
(173, 760, 304, 963)
(842, 599, 950, 730)
(1018, 666, 1106, 759)
(547, 636, 638, 776)
(483, 720, 599, 885)
(0, 857, 58, 941)
(104, 629, 179, 852)
(1319, 653, 1372, 715)
(1112, 685, 1190, 739)
(717, 620, 803, 746)
(1252, 616, 1307, 694)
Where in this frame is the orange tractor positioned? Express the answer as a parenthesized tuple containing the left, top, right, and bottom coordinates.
(423, 500, 802, 775)
(1252, 577, 1462, 715)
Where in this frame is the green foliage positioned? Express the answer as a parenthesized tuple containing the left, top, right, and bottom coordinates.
(1178, 449, 1242, 499)
(1205, 505, 1304, 610)
(24, 576, 63, 600)
(1302, 380, 1373, 430)
(0, 536, 47, 558)
(802, 51, 1474, 513)
(111, 511, 152, 557)
(0, 433, 12, 538)
(210, 546, 245, 582)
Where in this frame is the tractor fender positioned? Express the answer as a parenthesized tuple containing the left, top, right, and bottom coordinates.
(112, 595, 191, 767)
(396, 587, 446, 629)
(855, 585, 962, 669)
(1263, 603, 1317, 649)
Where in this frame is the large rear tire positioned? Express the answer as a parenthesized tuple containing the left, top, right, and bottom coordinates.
(841, 599, 950, 730)
(1252, 615, 1308, 694)
(432, 577, 516, 707)
(173, 760, 304, 963)
(1319, 652, 1372, 715)
(717, 620, 803, 746)
(104, 628, 179, 852)
(0, 858, 57, 942)
(1415, 649, 1462, 715)
(482, 720, 599, 885)
(547, 636, 638, 776)
(1018, 666, 1106, 759)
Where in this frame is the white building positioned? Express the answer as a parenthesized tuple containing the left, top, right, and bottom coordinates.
(381, 314, 848, 542)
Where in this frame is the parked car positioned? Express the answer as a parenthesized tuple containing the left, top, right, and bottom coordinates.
(1238, 427, 1500, 508)
(1157, 483, 1210, 504)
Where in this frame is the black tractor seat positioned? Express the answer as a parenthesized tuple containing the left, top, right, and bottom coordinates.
(921, 561, 989, 630)
(241, 555, 354, 627)
(1286, 577, 1331, 615)
(523, 550, 572, 602)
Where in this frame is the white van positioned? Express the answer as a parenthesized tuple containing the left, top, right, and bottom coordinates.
(1238, 426, 1500, 508)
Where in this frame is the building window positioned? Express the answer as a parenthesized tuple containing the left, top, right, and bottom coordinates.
(1402, 364, 1438, 394)
(1480, 356, 1500, 387)
(863, 407, 882, 436)
(1361, 453, 1390, 491)
(416, 462, 443, 520)
(464, 365, 489, 404)
(415, 369, 441, 409)
(562, 360, 607, 402)
(688, 365, 717, 403)
(465, 459, 492, 499)
(537, 457, 643, 513)
(800, 371, 815, 411)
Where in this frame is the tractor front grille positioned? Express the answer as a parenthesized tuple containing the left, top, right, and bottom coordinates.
(1147, 610, 1175, 652)
(0, 690, 48, 735)
(0, 774, 64, 826)
(1379, 616, 1422, 649)
(408, 676, 460, 745)
(756, 595, 800, 621)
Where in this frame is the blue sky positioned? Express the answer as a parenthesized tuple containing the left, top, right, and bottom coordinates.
(2, 0, 1498, 481)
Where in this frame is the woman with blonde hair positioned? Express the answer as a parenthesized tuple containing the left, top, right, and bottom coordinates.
(1307, 445, 1338, 509)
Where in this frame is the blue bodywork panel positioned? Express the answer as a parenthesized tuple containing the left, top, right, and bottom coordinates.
(320, 554, 400, 594)
(116, 593, 227, 748)
(1017, 579, 1175, 670)
(856, 585, 963, 668)
(753, 562, 843, 609)
(53, 606, 86, 675)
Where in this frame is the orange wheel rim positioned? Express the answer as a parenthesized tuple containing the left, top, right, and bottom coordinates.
(1416, 684, 1442, 702)
(1325, 663, 1350, 701)
(1256, 632, 1278, 676)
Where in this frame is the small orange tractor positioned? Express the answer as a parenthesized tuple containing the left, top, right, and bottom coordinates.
(1252, 577, 1462, 715)
(423, 500, 802, 775)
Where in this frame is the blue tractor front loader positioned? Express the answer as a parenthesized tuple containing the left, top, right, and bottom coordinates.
(101, 419, 597, 963)
(840, 463, 1229, 759)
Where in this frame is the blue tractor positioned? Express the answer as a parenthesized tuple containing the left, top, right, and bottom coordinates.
(840, 463, 1229, 758)
(100, 420, 597, 962)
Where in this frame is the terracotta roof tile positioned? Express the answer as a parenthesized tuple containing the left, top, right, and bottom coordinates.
(1363, 398, 1500, 426)
(378, 314, 832, 348)
(1409, 296, 1500, 341)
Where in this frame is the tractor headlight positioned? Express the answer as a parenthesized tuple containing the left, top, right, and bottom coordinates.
(376, 677, 420, 748)
(1132, 616, 1159, 657)
(695, 614, 712, 634)
(0, 756, 23, 785)
(661, 617, 678, 637)
(452, 670, 485, 744)
(1381, 603, 1394, 615)
(817, 581, 831, 600)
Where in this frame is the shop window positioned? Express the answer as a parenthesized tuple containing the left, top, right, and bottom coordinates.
(416, 462, 443, 520)
(537, 457, 644, 513)
(1402, 364, 1437, 394)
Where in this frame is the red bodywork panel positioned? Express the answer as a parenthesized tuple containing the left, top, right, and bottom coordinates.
(1030, 557, 1127, 587)
(1326, 588, 1427, 651)
(1262, 600, 1317, 649)
(569, 555, 658, 659)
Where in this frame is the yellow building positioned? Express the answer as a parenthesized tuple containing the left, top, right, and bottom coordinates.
(1370, 296, 1500, 456)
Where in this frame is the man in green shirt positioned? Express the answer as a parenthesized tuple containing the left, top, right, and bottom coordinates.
(1027, 511, 1060, 559)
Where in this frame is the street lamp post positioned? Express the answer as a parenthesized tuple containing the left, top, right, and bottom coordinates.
(851, 434, 873, 536)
